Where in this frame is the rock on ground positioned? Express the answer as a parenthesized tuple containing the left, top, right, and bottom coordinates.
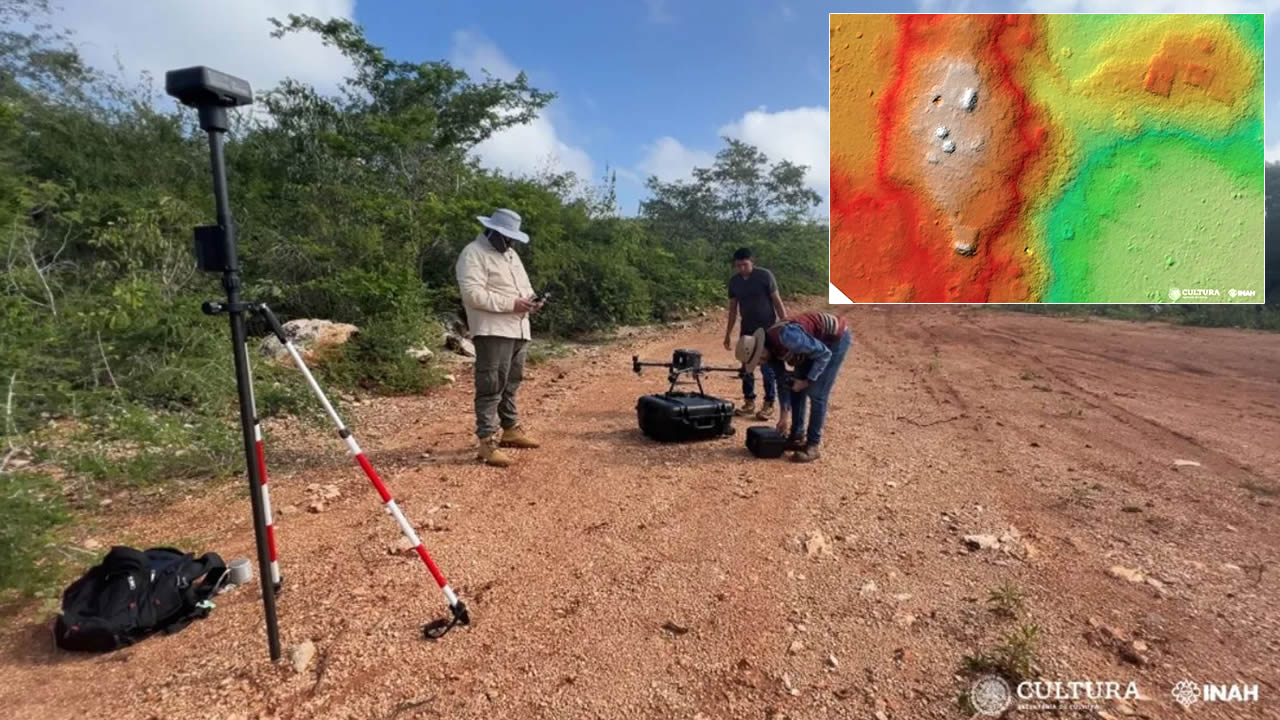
(1108, 565, 1146, 583)
(445, 332, 476, 358)
(803, 530, 833, 558)
(290, 640, 316, 674)
(261, 319, 359, 363)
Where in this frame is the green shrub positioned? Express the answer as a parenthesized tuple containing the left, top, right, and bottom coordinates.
(0, 470, 70, 596)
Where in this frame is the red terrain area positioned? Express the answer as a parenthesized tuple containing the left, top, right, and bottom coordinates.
(831, 15, 1048, 303)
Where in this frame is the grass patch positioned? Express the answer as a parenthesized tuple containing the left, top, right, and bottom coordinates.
(527, 338, 576, 367)
(0, 470, 70, 597)
(987, 583, 1026, 619)
(1056, 483, 1100, 511)
(57, 408, 242, 487)
(964, 623, 1041, 683)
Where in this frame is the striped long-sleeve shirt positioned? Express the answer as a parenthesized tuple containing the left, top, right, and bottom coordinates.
(764, 311, 847, 382)
(764, 312, 849, 410)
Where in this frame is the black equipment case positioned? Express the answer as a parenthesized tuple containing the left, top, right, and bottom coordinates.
(637, 392, 734, 442)
(746, 426, 787, 458)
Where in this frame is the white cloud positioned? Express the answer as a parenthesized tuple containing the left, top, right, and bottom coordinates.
(719, 106, 830, 199)
(613, 167, 644, 186)
(450, 30, 519, 80)
(1019, 0, 1277, 11)
(450, 31, 594, 180)
(646, 0, 675, 24)
(916, 0, 981, 9)
(471, 113, 595, 179)
(634, 107, 831, 214)
(919, 0, 1277, 11)
(47, 0, 357, 97)
(1266, 142, 1280, 163)
(637, 136, 716, 182)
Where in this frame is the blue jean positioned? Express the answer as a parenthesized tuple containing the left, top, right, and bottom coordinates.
(742, 354, 777, 403)
(787, 329, 852, 448)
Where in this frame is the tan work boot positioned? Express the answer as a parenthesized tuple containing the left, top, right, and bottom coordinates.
(499, 425, 540, 449)
(477, 436, 512, 467)
(754, 400, 775, 420)
(734, 399, 757, 417)
(791, 445, 822, 463)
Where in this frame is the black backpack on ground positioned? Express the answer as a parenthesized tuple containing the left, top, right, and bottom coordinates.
(53, 546, 227, 652)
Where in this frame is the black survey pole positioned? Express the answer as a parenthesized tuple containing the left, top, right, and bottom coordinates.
(165, 67, 281, 662)
(207, 114, 282, 662)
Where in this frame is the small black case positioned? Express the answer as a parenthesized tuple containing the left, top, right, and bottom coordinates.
(746, 426, 786, 458)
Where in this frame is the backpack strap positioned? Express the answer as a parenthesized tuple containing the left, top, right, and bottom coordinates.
(173, 552, 227, 608)
(158, 553, 227, 635)
(189, 553, 228, 601)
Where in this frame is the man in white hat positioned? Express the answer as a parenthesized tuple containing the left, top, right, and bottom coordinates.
(735, 311, 852, 463)
(455, 208, 543, 467)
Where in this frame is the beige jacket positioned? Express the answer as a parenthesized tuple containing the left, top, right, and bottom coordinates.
(455, 235, 533, 340)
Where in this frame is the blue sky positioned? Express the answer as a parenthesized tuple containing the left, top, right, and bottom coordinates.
(40, 0, 1280, 216)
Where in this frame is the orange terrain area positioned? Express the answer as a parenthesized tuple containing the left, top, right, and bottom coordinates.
(831, 15, 1052, 302)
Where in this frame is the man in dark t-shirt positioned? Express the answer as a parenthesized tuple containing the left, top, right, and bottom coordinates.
(722, 247, 788, 419)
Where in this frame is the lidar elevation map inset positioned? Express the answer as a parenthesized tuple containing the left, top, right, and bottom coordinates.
(829, 14, 1264, 303)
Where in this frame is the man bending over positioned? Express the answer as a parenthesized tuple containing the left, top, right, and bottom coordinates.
(735, 311, 852, 463)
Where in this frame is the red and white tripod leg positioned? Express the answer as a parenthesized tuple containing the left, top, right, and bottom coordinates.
(243, 350, 282, 592)
(263, 310, 469, 627)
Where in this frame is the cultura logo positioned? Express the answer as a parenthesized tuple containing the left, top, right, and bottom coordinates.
(970, 676, 1143, 714)
(969, 675, 1013, 716)
(1168, 287, 1181, 301)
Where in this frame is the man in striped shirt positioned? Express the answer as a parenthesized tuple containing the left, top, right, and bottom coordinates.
(735, 311, 853, 462)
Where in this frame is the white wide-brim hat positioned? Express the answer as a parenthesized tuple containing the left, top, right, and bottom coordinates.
(735, 328, 767, 370)
(476, 208, 530, 243)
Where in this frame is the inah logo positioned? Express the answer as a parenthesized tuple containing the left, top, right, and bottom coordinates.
(1172, 680, 1200, 706)
(1172, 681, 1260, 705)
(970, 674, 1013, 716)
(1204, 684, 1260, 702)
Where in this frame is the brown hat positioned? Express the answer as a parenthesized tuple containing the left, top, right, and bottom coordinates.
(734, 328, 766, 370)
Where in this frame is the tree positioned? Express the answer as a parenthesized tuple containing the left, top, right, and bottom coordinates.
(640, 137, 821, 235)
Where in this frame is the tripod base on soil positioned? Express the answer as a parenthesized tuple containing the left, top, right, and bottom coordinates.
(203, 300, 472, 642)
(423, 599, 472, 640)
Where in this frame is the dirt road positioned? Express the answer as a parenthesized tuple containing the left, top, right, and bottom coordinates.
(2, 306, 1278, 719)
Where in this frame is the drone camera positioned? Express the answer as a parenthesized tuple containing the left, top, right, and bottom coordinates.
(671, 349, 702, 372)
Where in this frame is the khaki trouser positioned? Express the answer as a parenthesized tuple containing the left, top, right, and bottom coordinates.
(473, 336, 528, 439)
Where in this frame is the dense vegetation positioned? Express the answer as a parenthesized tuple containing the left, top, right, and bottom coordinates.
(0, 3, 827, 594)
